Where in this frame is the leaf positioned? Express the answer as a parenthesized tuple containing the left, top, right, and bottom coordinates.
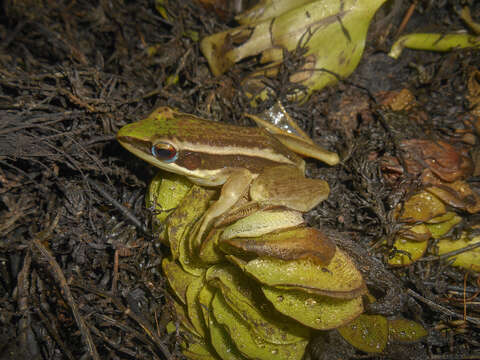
(338, 314, 388, 353)
(234, 248, 365, 298)
(262, 285, 363, 330)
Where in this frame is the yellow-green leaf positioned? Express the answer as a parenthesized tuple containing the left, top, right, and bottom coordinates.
(209, 315, 247, 360)
(206, 264, 310, 344)
(388, 237, 428, 266)
(388, 318, 428, 343)
(338, 314, 388, 353)
(426, 213, 462, 239)
(221, 209, 304, 240)
(162, 257, 198, 304)
(389, 33, 480, 59)
(211, 292, 308, 360)
(262, 285, 363, 330)
(437, 234, 480, 271)
(237, 248, 365, 298)
(186, 273, 208, 337)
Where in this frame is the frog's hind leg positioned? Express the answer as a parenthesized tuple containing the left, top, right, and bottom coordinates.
(250, 165, 330, 212)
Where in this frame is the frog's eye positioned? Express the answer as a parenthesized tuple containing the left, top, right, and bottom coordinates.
(151, 141, 178, 163)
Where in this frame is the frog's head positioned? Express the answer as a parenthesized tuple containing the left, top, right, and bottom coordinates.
(117, 107, 194, 176)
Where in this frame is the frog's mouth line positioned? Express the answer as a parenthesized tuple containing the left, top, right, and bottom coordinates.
(117, 135, 151, 156)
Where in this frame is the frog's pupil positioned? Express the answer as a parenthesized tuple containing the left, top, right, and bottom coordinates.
(152, 142, 178, 163)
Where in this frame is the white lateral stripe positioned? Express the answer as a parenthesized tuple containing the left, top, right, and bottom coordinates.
(176, 141, 295, 165)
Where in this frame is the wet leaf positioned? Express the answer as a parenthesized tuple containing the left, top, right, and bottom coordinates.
(388, 318, 428, 343)
(183, 341, 221, 360)
(201, 0, 388, 100)
(211, 292, 309, 360)
(173, 298, 201, 337)
(162, 257, 199, 304)
(399, 139, 473, 183)
(167, 185, 216, 263)
(388, 237, 428, 266)
(400, 224, 432, 242)
(338, 314, 388, 353)
(437, 234, 480, 271)
(234, 248, 365, 299)
(389, 33, 480, 59)
(206, 264, 310, 344)
(198, 284, 216, 326)
(426, 213, 462, 239)
(426, 180, 480, 214)
(209, 315, 247, 360)
(262, 285, 363, 330)
(199, 228, 225, 264)
(146, 172, 192, 240)
(186, 273, 208, 337)
(221, 209, 304, 240)
(399, 191, 446, 223)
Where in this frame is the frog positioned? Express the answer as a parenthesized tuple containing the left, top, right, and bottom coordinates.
(117, 107, 337, 242)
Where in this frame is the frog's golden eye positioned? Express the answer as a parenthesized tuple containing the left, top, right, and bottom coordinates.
(151, 141, 178, 163)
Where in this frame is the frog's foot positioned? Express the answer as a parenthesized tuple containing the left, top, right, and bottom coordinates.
(194, 168, 254, 245)
(250, 165, 330, 212)
(244, 106, 340, 166)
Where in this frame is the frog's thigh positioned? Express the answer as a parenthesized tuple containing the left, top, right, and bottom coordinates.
(197, 169, 254, 238)
(250, 165, 330, 212)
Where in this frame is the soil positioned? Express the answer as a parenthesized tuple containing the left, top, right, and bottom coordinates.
(0, 1, 479, 359)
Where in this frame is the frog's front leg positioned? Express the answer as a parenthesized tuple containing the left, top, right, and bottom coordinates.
(250, 165, 330, 212)
(194, 168, 255, 243)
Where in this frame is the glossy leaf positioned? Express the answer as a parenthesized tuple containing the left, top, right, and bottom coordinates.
(426, 213, 462, 239)
(211, 292, 309, 360)
(186, 274, 208, 337)
(338, 314, 388, 353)
(437, 234, 480, 271)
(388, 237, 428, 266)
(399, 191, 446, 223)
(388, 318, 428, 343)
(390, 33, 480, 59)
(167, 185, 216, 262)
(233, 248, 365, 299)
(221, 209, 304, 240)
(209, 315, 247, 360)
(206, 264, 310, 344)
(262, 285, 363, 330)
(162, 257, 198, 304)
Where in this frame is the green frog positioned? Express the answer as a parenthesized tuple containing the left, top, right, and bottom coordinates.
(117, 107, 335, 241)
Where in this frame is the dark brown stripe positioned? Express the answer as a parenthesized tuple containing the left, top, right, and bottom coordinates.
(176, 150, 295, 173)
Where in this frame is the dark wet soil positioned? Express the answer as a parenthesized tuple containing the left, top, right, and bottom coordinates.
(0, 1, 479, 359)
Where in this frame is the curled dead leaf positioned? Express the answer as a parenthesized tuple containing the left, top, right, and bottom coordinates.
(220, 227, 337, 265)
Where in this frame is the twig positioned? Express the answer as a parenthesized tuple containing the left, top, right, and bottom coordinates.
(419, 242, 480, 262)
(395, 0, 418, 38)
(407, 289, 480, 327)
(86, 178, 148, 233)
(31, 237, 101, 360)
(72, 281, 172, 359)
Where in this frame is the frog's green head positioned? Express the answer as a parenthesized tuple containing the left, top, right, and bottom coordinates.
(117, 107, 194, 177)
